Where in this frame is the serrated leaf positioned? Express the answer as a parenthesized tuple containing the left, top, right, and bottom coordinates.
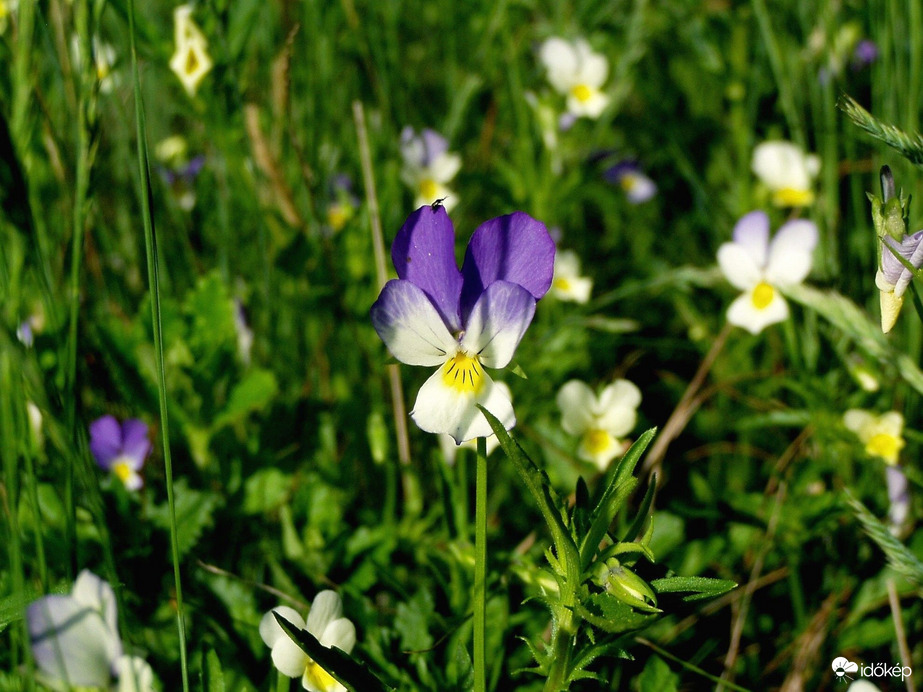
(650, 576, 737, 602)
(577, 593, 657, 634)
(146, 478, 221, 559)
(213, 368, 278, 429)
(273, 613, 394, 692)
(394, 590, 434, 652)
(241, 468, 291, 515)
(638, 655, 679, 692)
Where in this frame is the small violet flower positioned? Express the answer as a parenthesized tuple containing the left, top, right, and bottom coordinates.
(717, 211, 818, 335)
(371, 206, 555, 443)
(843, 409, 905, 465)
(751, 141, 820, 208)
(325, 174, 360, 235)
(551, 249, 593, 303)
(260, 591, 356, 692)
(400, 127, 461, 212)
(539, 37, 610, 119)
(89, 415, 152, 490)
(156, 135, 205, 211)
(852, 39, 879, 69)
(27, 570, 155, 691)
(556, 379, 641, 471)
(603, 160, 657, 204)
(169, 5, 213, 96)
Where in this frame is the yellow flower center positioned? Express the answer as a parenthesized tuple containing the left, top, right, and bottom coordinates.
(327, 203, 353, 232)
(772, 187, 814, 207)
(304, 659, 338, 691)
(184, 47, 200, 75)
(619, 174, 638, 192)
(571, 84, 593, 103)
(751, 282, 775, 310)
(582, 429, 612, 456)
(553, 277, 572, 292)
(112, 459, 134, 485)
(442, 352, 484, 394)
(419, 179, 438, 201)
(866, 433, 903, 464)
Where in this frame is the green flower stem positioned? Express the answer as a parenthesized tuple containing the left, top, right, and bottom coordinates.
(544, 612, 575, 692)
(474, 435, 488, 692)
(126, 1, 189, 689)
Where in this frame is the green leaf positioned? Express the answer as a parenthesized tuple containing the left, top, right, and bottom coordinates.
(241, 468, 292, 514)
(213, 368, 279, 429)
(650, 576, 737, 602)
(199, 647, 225, 692)
(845, 490, 923, 586)
(273, 612, 394, 692)
(577, 592, 658, 634)
(621, 473, 656, 543)
(638, 655, 679, 692)
(394, 590, 435, 652)
(185, 273, 237, 366)
(146, 478, 222, 559)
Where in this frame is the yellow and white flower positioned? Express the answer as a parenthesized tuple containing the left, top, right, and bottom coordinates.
(557, 379, 641, 470)
(539, 37, 610, 119)
(717, 211, 817, 334)
(399, 127, 461, 212)
(751, 140, 820, 207)
(260, 591, 356, 692)
(843, 409, 905, 465)
(169, 5, 213, 96)
(551, 250, 592, 303)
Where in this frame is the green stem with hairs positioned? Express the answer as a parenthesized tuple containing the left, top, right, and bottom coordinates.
(474, 436, 488, 692)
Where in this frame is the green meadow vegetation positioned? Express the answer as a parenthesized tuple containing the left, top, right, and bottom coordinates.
(1, 0, 921, 690)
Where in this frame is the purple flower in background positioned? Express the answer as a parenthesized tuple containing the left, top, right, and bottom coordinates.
(886, 465, 909, 534)
(399, 127, 461, 211)
(89, 415, 151, 490)
(852, 39, 879, 69)
(604, 160, 657, 204)
(371, 206, 555, 443)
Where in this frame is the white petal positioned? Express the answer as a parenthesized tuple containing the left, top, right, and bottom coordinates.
(843, 409, 875, 438)
(577, 430, 623, 470)
(272, 637, 309, 678)
(566, 89, 609, 119)
(115, 655, 156, 692)
(370, 281, 458, 367)
(576, 46, 608, 87)
(878, 411, 904, 437)
(556, 380, 598, 436)
(752, 141, 815, 191)
(460, 281, 536, 369)
(726, 289, 789, 334)
(731, 211, 770, 267)
(717, 243, 762, 290)
(260, 606, 305, 648)
(321, 618, 357, 654)
(71, 571, 121, 664)
(540, 38, 578, 92)
(595, 380, 641, 437)
(412, 368, 514, 443)
(429, 153, 461, 184)
(306, 591, 342, 638)
(765, 220, 817, 285)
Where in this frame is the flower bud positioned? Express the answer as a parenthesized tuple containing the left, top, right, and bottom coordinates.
(593, 558, 659, 611)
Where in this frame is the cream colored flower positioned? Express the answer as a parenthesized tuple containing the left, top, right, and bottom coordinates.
(260, 592, 356, 692)
(843, 409, 905, 465)
(539, 37, 610, 119)
(752, 141, 820, 207)
(551, 250, 592, 303)
(169, 5, 213, 96)
(399, 127, 461, 211)
(557, 379, 641, 470)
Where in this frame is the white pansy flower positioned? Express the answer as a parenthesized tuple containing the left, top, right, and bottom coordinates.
(438, 382, 511, 464)
(399, 127, 461, 212)
(260, 591, 357, 692)
(539, 37, 610, 119)
(169, 5, 213, 96)
(752, 141, 820, 207)
(551, 250, 592, 303)
(717, 211, 817, 334)
(557, 379, 641, 470)
(843, 409, 905, 465)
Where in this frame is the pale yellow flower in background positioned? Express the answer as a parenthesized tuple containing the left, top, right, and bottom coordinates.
(751, 140, 820, 207)
(551, 250, 593, 303)
(169, 5, 213, 96)
(557, 379, 641, 471)
(843, 409, 905, 465)
(539, 37, 610, 119)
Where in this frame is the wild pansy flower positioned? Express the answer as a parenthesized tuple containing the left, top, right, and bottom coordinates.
(438, 382, 511, 464)
(717, 211, 818, 334)
(28, 570, 155, 691)
(843, 409, 905, 465)
(90, 415, 152, 490)
(260, 591, 356, 692)
(556, 379, 641, 470)
(751, 141, 820, 207)
(551, 249, 592, 303)
(539, 37, 610, 119)
(603, 160, 657, 204)
(400, 127, 461, 212)
(71, 36, 120, 93)
(169, 5, 213, 96)
(155, 135, 205, 210)
(371, 206, 555, 443)
(325, 174, 359, 235)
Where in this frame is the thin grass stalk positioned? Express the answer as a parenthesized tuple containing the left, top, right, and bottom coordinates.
(473, 436, 488, 692)
(751, 0, 804, 148)
(126, 1, 189, 688)
(886, 578, 916, 692)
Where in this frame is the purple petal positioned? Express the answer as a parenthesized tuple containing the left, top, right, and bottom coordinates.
(460, 281, 536, 369)
(181, 155, 206, 180)
(420, 129, 449, 166)
(460, 212, 555, 319)
(120, 419, 151, 467)
(881, 230, 923, 288)
(732, 211, 770, 269)
(603, 160, 639, 184)
(89, 416, 122, 469)
(391, 206, 463, 332)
